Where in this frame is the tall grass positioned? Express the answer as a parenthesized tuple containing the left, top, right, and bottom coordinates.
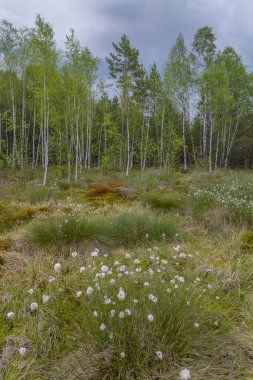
(1, 246, 223, 379)
(26, 186, 56, 204)
(142, 191, 185, 211)
(24, 209, 176, 246)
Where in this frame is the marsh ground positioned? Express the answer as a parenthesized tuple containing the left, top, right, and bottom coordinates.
(0, 168, 253, 379)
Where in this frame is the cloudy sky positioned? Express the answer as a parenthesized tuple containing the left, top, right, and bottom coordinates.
(0, 0, 253, 72)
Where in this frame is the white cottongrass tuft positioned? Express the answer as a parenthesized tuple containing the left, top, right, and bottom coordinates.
(101, 265, 109, 273)
(92, 311, 99, 317)
(54, 263, 61, 272)
(27, 288, 34, 295)
(86, 287, 94, 296)
(30, 302, 39, 312)
(19, 347, 27, 356)
(71, 251, 78, 258)
(156, 351, 163, 360)
(6, 311, 15, 321)
(79, 266, 85, 273)
(91, 250, 99, 257)
(119, 311, 125, 319)
(148, 294, 158, 303)
(76, 291, 83, 298)
(179, 368, 191, 380)
(42, 294, 50, 304)
(110, 309, 115, 318)
(125, 309, 131, 316)
(117, 287, 126, 301)
(100, 323, 106, 331)
(120, 352, 125, 359)
(194, 322, 200, 328)
(48, 276, 55, 283)
(147, 313, 154, 322)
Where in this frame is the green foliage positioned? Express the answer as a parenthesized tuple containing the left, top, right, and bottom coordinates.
(0, 17, 252, 175)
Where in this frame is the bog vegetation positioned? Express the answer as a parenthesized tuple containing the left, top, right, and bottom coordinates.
(0, 14, 253, 380)
(0, 167, 253, 379)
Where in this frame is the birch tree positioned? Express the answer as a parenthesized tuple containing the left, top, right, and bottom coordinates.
(164, 33, 193, 170)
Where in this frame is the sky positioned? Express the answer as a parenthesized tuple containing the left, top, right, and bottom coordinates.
(0, 0, 253, 73)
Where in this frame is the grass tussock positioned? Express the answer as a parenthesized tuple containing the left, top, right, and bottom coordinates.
(142, 191, 185, 211)
(24, 209, 176, 246)
(25, 186, 56, 204)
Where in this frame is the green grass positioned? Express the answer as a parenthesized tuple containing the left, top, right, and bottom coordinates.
(142, 191, 185, 210)
(25, 186, 57, 204)
(24, 209, 176, 246)
(2, 168, 253, 379)
(0, 244, 230, 380)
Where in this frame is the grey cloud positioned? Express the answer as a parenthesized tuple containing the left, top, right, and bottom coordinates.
(0, 0, 252, 71)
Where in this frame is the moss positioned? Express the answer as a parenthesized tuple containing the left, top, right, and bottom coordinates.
(0, 202, 51, 233)
(61, 206, 73, 214)
(83, 182, 133, 205)
(240, 231, 253, 250)
(0, 237, 12, 251)
(85, 185, 119, 198)
(55, 190, 71, 199)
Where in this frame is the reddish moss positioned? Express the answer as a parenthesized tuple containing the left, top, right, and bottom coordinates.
(0, 203, 51, 232)
(0, 237, 12, 251)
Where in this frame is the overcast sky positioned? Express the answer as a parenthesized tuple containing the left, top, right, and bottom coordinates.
(0, 0, 253, 72)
